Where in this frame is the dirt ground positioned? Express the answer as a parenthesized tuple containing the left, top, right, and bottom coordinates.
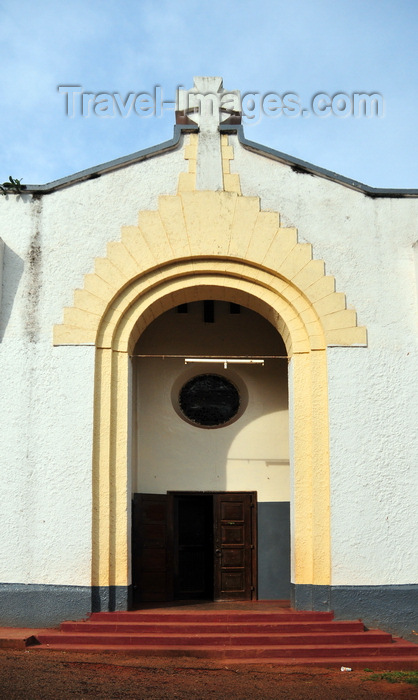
(0, 650, 417, 700)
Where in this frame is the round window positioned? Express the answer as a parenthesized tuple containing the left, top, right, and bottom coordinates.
(178, 374, 240, 427)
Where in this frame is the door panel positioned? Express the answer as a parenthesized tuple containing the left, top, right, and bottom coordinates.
(132, 493, 172, 604)
(213, 492, 255, 601)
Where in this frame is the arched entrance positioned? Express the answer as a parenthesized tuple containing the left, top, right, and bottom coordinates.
(130, 299, 290, 603)
(53, 188, 366, 612)
(88, 261, 334, 611)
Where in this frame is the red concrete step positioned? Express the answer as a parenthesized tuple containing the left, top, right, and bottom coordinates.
(36, 630, 393, 648)
(30, 609, 418, 669)
(89, 610, 335, 623)
(0, 631, 39, 650)
(60, 619, 365, 634)
(31, 642, 418, 664)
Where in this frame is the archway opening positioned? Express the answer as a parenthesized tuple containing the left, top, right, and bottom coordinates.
(90, 262, 333, 612)
(130, 300, 290, 604)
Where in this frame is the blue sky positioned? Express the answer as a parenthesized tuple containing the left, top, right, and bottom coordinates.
(1, 0, 417, 187)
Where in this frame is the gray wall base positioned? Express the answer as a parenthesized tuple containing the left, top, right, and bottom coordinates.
(258, 502, 290, 599)
(291, 583, 418, 641)
(0, 584, 131, 627)
(91, 585, 132, 613)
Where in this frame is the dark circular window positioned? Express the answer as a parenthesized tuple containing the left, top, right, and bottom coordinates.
(179, 374, 240, 427)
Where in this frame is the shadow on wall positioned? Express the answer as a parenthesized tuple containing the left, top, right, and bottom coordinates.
(0, 243, 24, 342)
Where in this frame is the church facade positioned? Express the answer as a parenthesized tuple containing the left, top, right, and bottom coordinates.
(0, 78, 417, 639)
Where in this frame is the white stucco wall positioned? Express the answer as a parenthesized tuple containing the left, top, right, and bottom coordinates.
(232, 137, 418, 586)
(133, 302, 289, 502)
(0, 237, 4, 311)
(0, 344, 95, 585)
(414, 241, 418, 302)
(327, 346, 418, 585)
(1, 127, 417, 591)
(0, 142, 188, 586)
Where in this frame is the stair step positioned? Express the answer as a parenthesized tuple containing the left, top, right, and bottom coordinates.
(89, 611, 335, 624)
(30, 608, 418, 669)
(38, 631, 393, 647)
(29, 645, 418, 668)
(0, 634, 38, 650)
(32, 641, 418, 659)
(60, 620, 365, 634)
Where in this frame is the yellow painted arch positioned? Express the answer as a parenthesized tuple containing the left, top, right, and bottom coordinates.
(53, 189, 367, 594)
(96, 260, 324, 356)
(54, 190, 366, 350)
(91, 267, 330, 591)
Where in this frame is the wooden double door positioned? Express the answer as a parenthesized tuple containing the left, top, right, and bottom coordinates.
(132, 492, 257, 605)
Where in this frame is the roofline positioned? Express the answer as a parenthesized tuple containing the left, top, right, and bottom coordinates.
(220, 125, 418, 198)
(21, 125, 198, 194)
(15, 122, 418, 198)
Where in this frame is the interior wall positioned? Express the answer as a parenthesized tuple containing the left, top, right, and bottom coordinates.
(132, 301, 289, 499)
(132, 300, 291, 598)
